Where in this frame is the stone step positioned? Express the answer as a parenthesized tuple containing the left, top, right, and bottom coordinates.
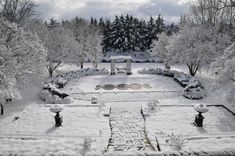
(107, 106, 154, 152)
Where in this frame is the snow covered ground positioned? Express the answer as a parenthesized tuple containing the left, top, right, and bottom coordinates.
(0, 104, 110, 155)
(144, 105, 235, 152)
(0, 63, 234, 155)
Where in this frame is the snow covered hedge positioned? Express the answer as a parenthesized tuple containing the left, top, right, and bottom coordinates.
(55, 68, 108, 81)
(183, 78, 206, 100)
(40, 68, 109, 103)
(138, 68, 177, 77)
(138, 68, 205, 99)
(40, 84, 73, 104)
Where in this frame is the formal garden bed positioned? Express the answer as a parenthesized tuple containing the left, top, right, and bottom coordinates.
(138, 68, 206, 99)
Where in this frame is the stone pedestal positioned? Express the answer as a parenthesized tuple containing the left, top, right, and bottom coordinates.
(111, 59, 115, 75)
(55, 112, 63, 127)
(194, 112, 204, 127)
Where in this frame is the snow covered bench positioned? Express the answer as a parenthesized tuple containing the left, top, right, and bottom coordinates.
(54, 76, 68, 88)
(174, 72, 192, 87)
(116, 67, 127, 73)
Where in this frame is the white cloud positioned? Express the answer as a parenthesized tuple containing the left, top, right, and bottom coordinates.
(33, 0, 193, 23)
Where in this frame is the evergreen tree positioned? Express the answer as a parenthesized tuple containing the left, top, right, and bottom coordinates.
(98, 17, 105, 30)
(155, 14, 164, 34)
(98, 14, 168, 52)
(146, 16, 157, 49)
(102, 19, 112, 53)
(166, 23, 180, 36)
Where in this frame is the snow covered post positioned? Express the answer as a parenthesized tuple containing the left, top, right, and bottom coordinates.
(50, 105, 64, 127)
(110, 58, 115, 75)
(0, 94, 4, 115)
(193, 104, 209, 127)
(126, 57, 132, 75)
(91, 96, 98, 104)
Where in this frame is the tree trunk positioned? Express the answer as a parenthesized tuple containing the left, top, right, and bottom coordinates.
(1, 104, 4, 115)
(48, 67, 54, 78)
(189, 67, 196, 76)
(47, 62, 61, 77)
(187, 63, 199, 76)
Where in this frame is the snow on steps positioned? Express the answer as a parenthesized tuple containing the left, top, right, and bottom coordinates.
(107, 102, 154, 152)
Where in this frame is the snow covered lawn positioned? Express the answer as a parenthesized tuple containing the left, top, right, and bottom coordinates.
(70, 74, 183, 102)
(71, 75, 182, 93)
(145, 105, 235, 152)
(0, 104, 110, 155)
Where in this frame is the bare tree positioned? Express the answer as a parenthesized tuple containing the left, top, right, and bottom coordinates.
(70, 17, 90, 69)
(189, 0, 235, 27)
(45, 19, 81, 77)
(0, 0, 36, 24)
(167, 25, 216, 76)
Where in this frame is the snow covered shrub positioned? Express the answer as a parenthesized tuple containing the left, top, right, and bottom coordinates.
(226, 86, 235, 104)
(39, 89, 49, 101)
(166, 131, 187, 151)
(222, 58, 235, 82)
(183, 78, 206, 100)
(79, 137, 96, 156)
(162, 69, 176, 77)
(211, 43, 235, 104)
(212, 43, 235, 83)
(97, 102, 106, 116)
(40, 84, 73, 104)
(147, 99, 160, 112)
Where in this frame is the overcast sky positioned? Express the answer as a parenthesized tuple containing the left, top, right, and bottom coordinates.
(34, 0, 193, 24)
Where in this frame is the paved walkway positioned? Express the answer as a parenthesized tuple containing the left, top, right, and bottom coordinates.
(108, 102, 153, 151)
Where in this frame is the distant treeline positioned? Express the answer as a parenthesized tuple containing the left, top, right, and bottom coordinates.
(62, 14, 180, 53)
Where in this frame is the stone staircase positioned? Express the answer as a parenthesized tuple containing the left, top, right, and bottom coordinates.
(107, 102, 154, 151)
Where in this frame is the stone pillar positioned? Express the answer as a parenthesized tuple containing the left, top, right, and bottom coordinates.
(111, 59, 115, 75)
(126, 59, 131, 75)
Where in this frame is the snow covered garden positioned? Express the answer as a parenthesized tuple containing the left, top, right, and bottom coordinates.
(0, 0, 235, 155)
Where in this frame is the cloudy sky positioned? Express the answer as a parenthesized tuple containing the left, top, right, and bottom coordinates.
(34, 0, 193, 23)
